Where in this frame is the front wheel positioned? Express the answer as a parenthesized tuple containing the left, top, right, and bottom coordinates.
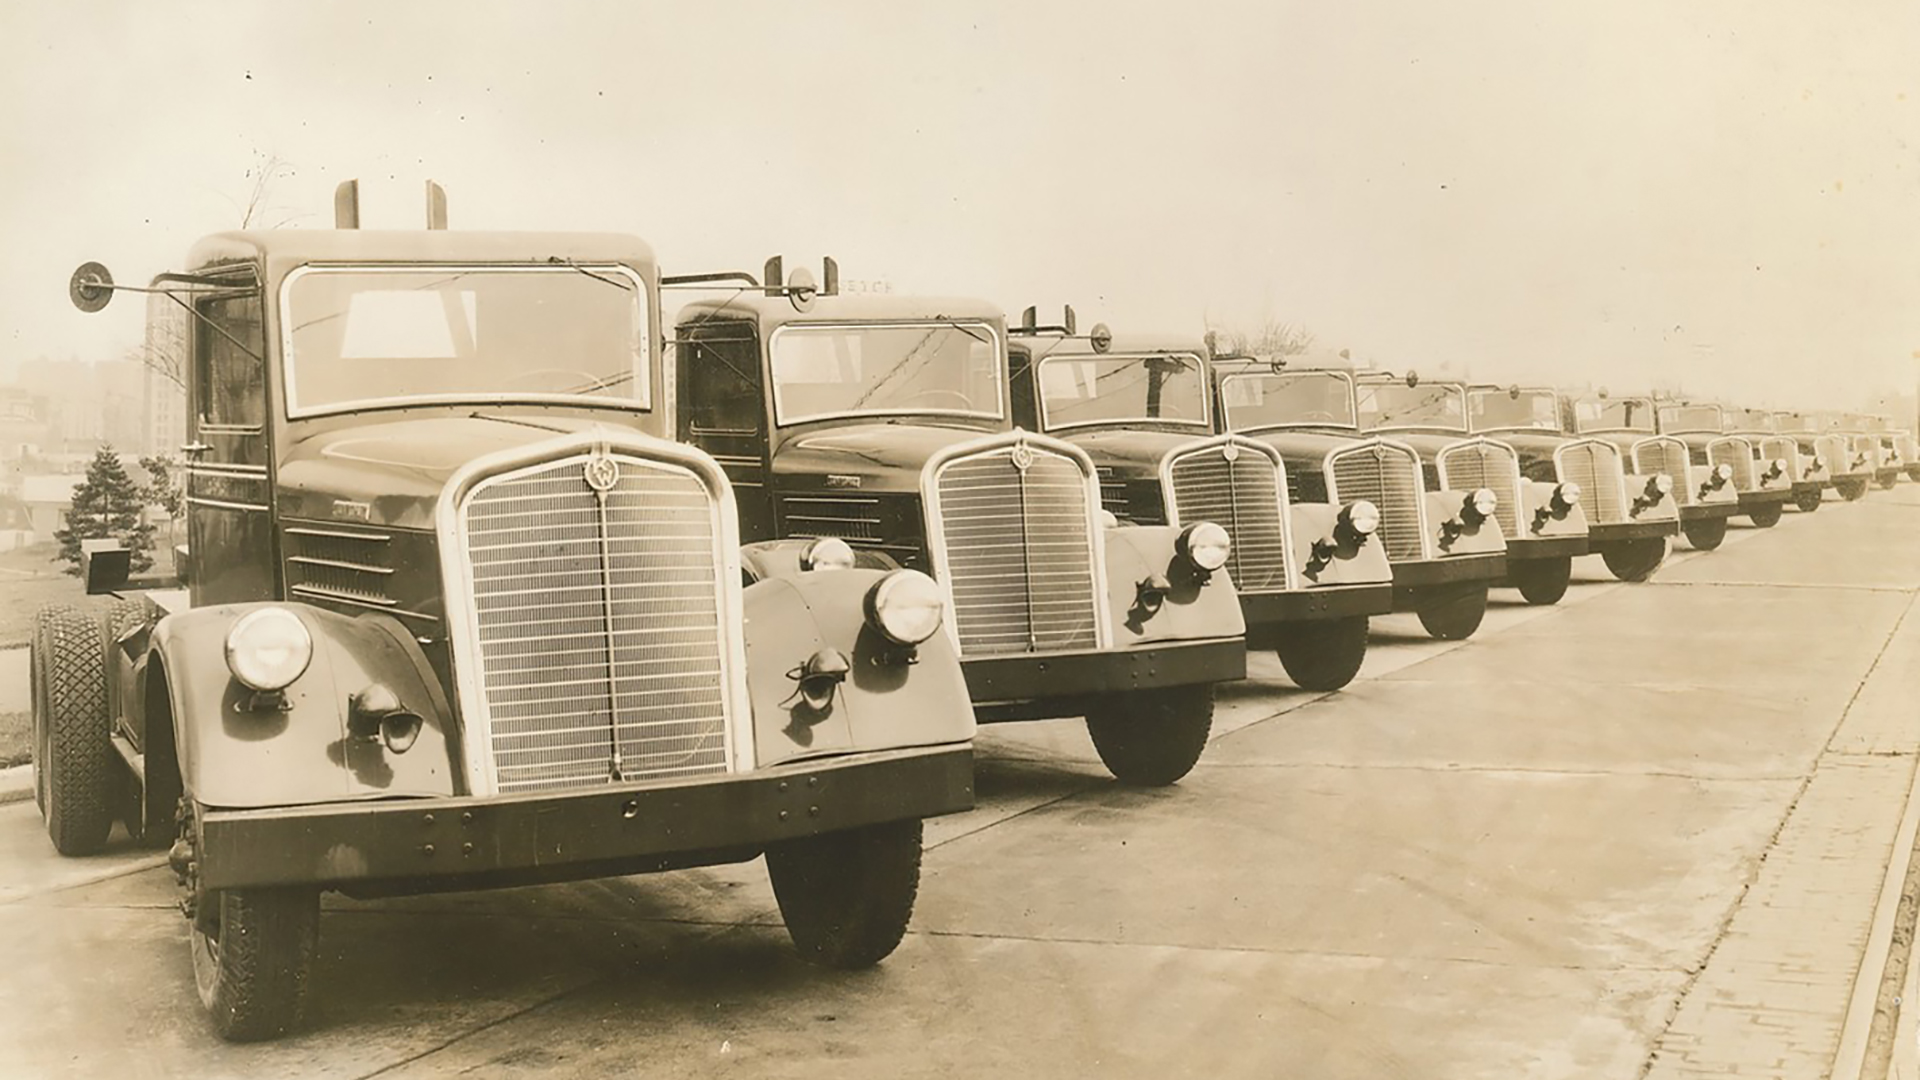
(1906, 466, 1920, 483)
(1747, 502, 1784, 528)
(1416, 583, 1489, 641)
(766, 819, 923, 970)
(1274, 615, 1369, 691)
(192, 886, 321, 1041)
(1601, 537, 1668, 582)
(1509, 557, 1571, 606)
(37, 606, 118, 855)
(1681, 517, 1727, 551)
(1794, 489, 1823, 513)
(1084, 683, 1215, 786)
(1878, 473, 1899, 491)
(1837, 478, 1869, 502)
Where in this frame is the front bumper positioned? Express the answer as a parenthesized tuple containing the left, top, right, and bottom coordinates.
(1240, 582, 1394, 627)
(197, 745, 974, 892)
(1507, 535, 1588, 561)
(1589, 519, 1679, 543)
(1680, 502, 1738, 522)
(1738, 489, 1793, 508)
(1390, 554, 1507, 590)
(963, 637, 1245, 716)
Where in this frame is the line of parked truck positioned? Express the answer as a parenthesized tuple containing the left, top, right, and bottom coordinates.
(29, 182, 1915, 1041)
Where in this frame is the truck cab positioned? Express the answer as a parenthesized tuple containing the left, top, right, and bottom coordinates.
(1465, 385, 1680, 581)
(1654, 402, 1795, 529)
(1355, 372, 1589, 605)
(671, 287, 1245, 786)
(1207, 359, 1508, 641)
(1771, 409, 1844, 509)
(1002, 317, 1392, 692)
(43, 197, 977, 1041)
(1566, 393, 1741, 548)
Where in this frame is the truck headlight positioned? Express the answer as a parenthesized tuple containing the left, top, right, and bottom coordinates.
(1554, 482, 1582, 510)
(1098, 508, 1120, 529)
(1713, 463, 1733, 484)
(864, 569, 945, 646)
(1461, 488, 1497, 525)
(1811, 454, 1826, 471)
(801, 536, 856, 572)
(1176, 521, 1232, 572)
(224, 607, 313, 692)
(1644, 475, 1671, 499)
(1339, 499, 1380, 538)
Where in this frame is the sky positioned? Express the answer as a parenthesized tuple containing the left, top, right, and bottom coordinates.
(1, 0, 1915, 412)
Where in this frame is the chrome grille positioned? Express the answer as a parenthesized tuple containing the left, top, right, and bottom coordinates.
(1758, 437, 1798, 485)
(1166, 444, 1290, 592)
(1436, 440, 1520, 540)
(1327, 443, 1426, 561)
(1814, 435, 1850, 477)
(1850, 436, 1877, 473)
(1633, 438, 1692, 506)
(1708, 438, 1755, 491)
(460, 454, 730, 794)
(934, 445, 1101, 656)
(1556, 442, 1627, 524)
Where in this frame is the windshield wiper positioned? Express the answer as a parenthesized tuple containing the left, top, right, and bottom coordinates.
(560, 370, 637, 394)
(546, 258, 634, 291)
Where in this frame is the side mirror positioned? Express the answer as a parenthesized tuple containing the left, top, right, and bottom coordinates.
(81, 538, 130, 595)
(70, 262, 115, 313)
(1089, 322, 1113, 354)
(1404, 369, 1420, 388)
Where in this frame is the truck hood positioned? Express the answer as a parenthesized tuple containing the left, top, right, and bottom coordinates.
(772, 423, 1003, 495)
(277, 414, 615, 529)
(1057, 429, 1213, 479)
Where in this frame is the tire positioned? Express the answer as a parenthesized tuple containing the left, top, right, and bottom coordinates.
(1906, 466, 1920, 483)
(1681, 517, 1727, 551)
(1509, 557, 1571, 606)
(1747, 502, 1783, 529)
(1084, 683, 1215, 786)
(1601, 537, 1668, 582)
(1837, 478, 1869, 502)
(1274, 615, 1369, 691)
(38, 606, 118, 856)
(192, 885, 321, 1041)
(1794, 490, 1823, 513)
(28, 607, 66, 814)
(1878, 473, 1899, 491)
(1416, 583, 1489, 641)
(766, 819, 923, 970)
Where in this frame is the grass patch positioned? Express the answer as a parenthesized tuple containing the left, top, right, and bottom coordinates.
(0, 575, 85, 648)
(0, 711, 29, 769)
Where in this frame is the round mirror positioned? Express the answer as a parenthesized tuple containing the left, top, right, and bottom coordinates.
(70, 262, 114, 313)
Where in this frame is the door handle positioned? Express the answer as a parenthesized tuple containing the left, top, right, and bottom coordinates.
(180, 442, 212, 457)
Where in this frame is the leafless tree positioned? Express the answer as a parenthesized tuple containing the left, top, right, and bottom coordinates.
(1204, 316, 1317, 362)
(231, 151, 305, 230)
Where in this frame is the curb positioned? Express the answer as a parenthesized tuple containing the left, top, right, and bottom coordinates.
(0, 763, 31, 806)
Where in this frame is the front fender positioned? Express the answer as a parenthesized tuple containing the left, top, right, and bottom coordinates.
(1625, 472, 1681, 522)
(740, 538, 900, 583)
(1424, 489, 1506, 556)
(742, 570, 973, 770)
(1518, 480, 1588, 538)
(1687, 465, 1739, 506)
(1100, 524, 1246, 646)
(1287, 503, 1393, 587)
(154, 603, 456, 809)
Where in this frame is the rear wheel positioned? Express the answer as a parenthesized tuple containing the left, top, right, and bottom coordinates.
(1601, 537, 1668, 582)
(1416, 583, 1489, 641)
(1509, 557, 1571, 606)
(1747, 502, 1784, 528)
(1837, 478, 1869, 501)
(1084, 683, 1215, 786)
(38, 606, 118, 856)
(1681, 517, 1727, 551)
(766, 819, 923, 970)
(1794, 489, 1823, 513)
(1274, 615, 1369, 691)
(192, 884, 321, 1041)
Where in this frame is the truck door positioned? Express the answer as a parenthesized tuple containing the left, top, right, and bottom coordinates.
(184, 277, 278, 605)
(676, 319, 775, 541)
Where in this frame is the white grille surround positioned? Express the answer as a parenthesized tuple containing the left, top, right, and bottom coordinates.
(1324, 438, 1431, 562)
(921, 430, 1110, 657)
(1436, 437, 1522, 541)
(437, 432, 752, 796)
(1553, 440, 1630, 525)
(1632, 437, 1692, 506)
(1159, 434, 1296, 593)
(1756, 437, 1799, 487)
(1813, 435, 1851, 479)
(1708, 437, 1756, 491)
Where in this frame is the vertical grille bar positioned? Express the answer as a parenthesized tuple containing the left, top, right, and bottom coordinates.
(461, 455, 731, 794)
(1327, 443, 1426, 561)
(1167, 445, 1289, 591)
(1437, 441, 1520, 540)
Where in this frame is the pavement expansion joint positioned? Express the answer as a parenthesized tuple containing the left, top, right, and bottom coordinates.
(1188, 760, 1810, 783)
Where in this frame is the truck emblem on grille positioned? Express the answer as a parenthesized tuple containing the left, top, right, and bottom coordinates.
(583, 454, 620, 492)
(1011, 442, 1035, 472)
(1221, 443, 1240, 463)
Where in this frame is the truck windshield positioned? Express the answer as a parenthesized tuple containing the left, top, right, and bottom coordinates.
(1468, 389, 1559, 431)
(768, 321, 1003, 425)
(1658, 406, 1724, 432)
(1037, 353, 1208, 430)
(282, 265, 649, 416)
(1355, 382, 1466, 431)
(1774, 413, 1819, 433)
(1219, 371, 1356, 430)
(1732, 409, 1776, 432)
(1575, 399, 1656, 433)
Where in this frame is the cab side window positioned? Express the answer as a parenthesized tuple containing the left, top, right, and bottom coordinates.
(196, 291, 266, 427)
(681, 324, 763, 437)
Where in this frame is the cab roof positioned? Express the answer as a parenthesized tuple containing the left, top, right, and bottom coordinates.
(671, 292, 1005, 335)
(182, 230, 659, 279)
(1007, 329, 1208, 364)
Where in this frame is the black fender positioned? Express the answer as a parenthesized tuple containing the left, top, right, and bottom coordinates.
(742, 569, 974, 769)
(740, 538, 901, 583)
(150, 603, 456, 809)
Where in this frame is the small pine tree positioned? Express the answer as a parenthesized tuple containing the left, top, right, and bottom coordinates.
(139, 455, 184, 518)
(54, 446, 156, 576)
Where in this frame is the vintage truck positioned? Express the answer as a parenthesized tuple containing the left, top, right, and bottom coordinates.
(1724, 407, 1825, 515)
(1205, 359, 1507, 640)
(1653, 402, 1794, 530)
(1465, 385, 1681, 581)
(1562, 392, 1740, 548)
(1817, 413, 1879, 501)
(40, 186, 977, 1041)
(996, 315, 1392, 691)
(1771, 410, 1841, 510)
(1354, 372, 1589, 605)
(668, 287, 1245, 785)
(1858, 414, 1916, 489)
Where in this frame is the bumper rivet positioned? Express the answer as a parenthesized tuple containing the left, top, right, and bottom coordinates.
(422, 813, 435, 826)
(779, 810, 789, 821)
(462, 842, 474, 856)
(622, 800, 640, 819)
(807, 776, 818, 788)
(461, 812, 473, 825)
(809, 805, 820, 817)
(422, 843, 435, 856)
(778, 781, 788, 792)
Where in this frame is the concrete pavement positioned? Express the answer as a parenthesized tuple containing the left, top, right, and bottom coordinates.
(1, 488, 1916, 1078)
